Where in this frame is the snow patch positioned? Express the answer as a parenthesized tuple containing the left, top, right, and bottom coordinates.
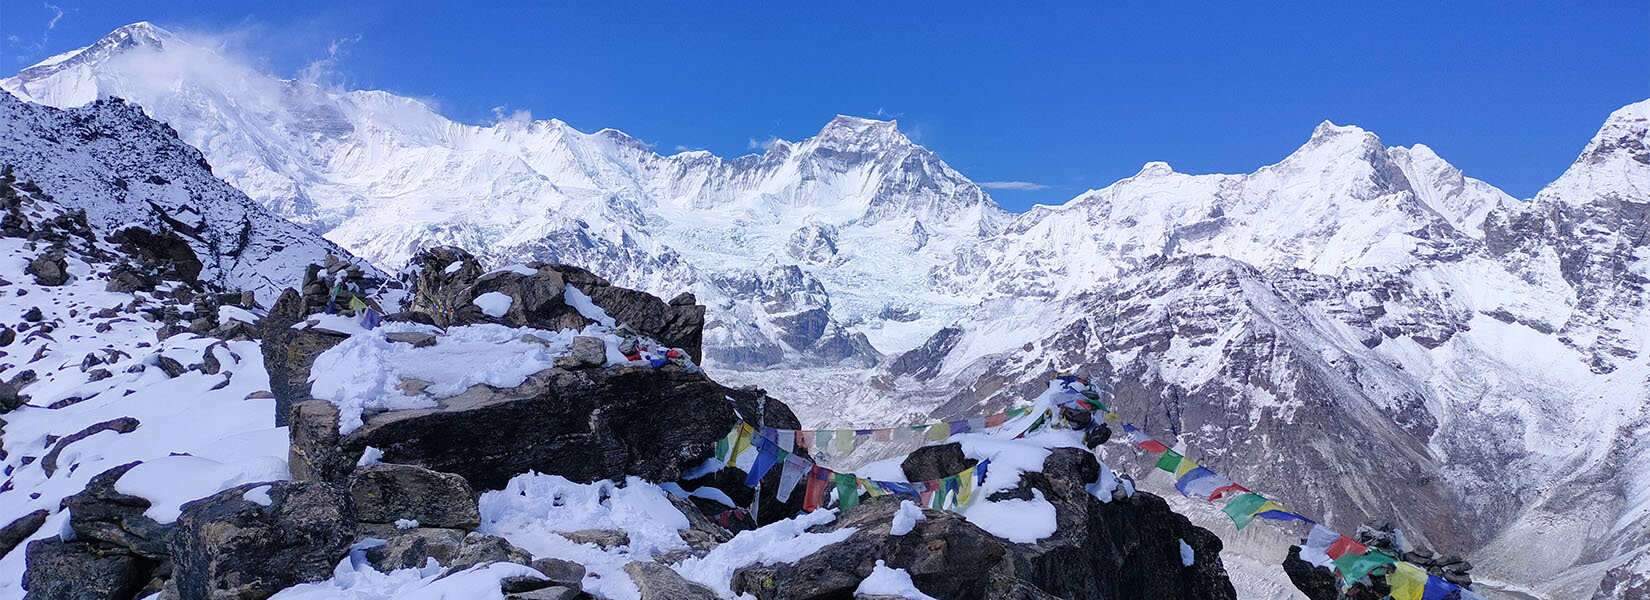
(855, 560, 939, 600)
(472, 291, 513, 318)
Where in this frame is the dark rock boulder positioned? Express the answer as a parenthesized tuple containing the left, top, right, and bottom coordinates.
(361, 526, 467, 571)
(0, 509, 48, 559)
(1281, 546, 1339, 600)
(446, 532, 533, 572)
(349, 463, 480, 529)
(261, 288, 349, 427)
(26, 249, 68, 286)
(170, 481, 355, 600)
(60, 461, 171, 560)
(296, 364, 798, 494)
(23, 538, 155, 600)
(109, 227, 204, 284)
(900, 442, 976, 482)
(626, 560, 718, 600)
(41, 417, 140, 477)
(288, 400, 350, 483)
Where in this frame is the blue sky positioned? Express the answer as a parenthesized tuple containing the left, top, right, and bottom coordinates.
(3, 2, 1644, 209)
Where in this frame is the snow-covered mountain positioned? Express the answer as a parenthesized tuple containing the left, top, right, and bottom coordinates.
(0, 91, 370, 300)
(1, 22, 1001, 373)
(879, 101, 1650, 599)
(4, 21, 1646, 599)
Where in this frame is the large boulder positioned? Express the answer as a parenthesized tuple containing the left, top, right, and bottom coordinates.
(0, 509, 48, 559)
(60, 462, 173, 560)
(169, 481, 355, 600)
(261, 288, 349, 427)
(625, 560, 718, 600)
(23, 538, 155, 600)
(25, 249, 68, 286)
(349, 463, 479, 529)
(291, 363, 800, 494)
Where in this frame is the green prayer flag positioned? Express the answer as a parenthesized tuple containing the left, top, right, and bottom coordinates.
(1155, 449, 1184, 473)
(929, 481, 951, 510)
(714, 434, 730, 462)
(1220, 492, 1270, 530)
(1333, 548, 1397, 586)
(835, 474, 860, 511)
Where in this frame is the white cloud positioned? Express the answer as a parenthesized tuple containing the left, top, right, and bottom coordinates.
(979, 181, 1050, 191)
(490, 106, 534, 127)
(44, 4, 63, 30)
(747, 136, 780, 151)
(297, 34, 361, 88)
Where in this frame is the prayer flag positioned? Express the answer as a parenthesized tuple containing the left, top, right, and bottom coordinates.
(1298, 525, 1341, 569)
(731, 425, 756, 471)
(926, 422, 951, 442)
(1155, 450, 1184, 473)
(918, 481, 936, 507)
(796, 430, 813, 450)
(835, 473, 860, 511)
(1422, 575, 1463, 600)
(860, 478, 886, 497)
(957, 466, 975, 506)
(776, 430, 796, 453)
(1325, 535, 1367, 560)
(1173, 457, 1200, 478)
(815, 430, 835, 456)
(941, 476, 959, 510)
(1256, 509, 1314, 525)
(1221, 492, 1271, 530)
(1173, 467, 1221, 497)
(930, 479, 952, 510)
(873, 428, 893, 442)
(984, 413, 1006, 428)
(359, 308, 383, 329)
(803, 466, 831, 512)
(744, 442, 780, 487)
(776, 455, 809, 502)
(1388, 561, 1428, 600)
(1208, 482, 1250, 501)
(1334, 549, 1396, 587)
(348, 295, 368, 315)
(834, 429, 856, 455)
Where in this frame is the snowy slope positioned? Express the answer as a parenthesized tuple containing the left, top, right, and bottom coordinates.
(0, 90, 371, 300)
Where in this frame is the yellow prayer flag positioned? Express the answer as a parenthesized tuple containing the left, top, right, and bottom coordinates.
(926, 422, 951, 442)
(957, 466, 975, 505)
(1388, 562, 1428, 600)
(730, 424, 754, 463)
(835, 429, 856, 454)
(1174, 458, 1200, 478)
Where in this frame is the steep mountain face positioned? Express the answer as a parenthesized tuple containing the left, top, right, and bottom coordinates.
(4, 22, 1645, 599)
(879, 102, 1650, 599)
(1, 22, 1001, 372)
(0, 90, 369, 300)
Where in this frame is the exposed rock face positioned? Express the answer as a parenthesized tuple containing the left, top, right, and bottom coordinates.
(733, 448, 1235, 600)
(296, 364, 795, 492)
(23, 538, 154, 600)
(900, 442, 975, 482)
(0, 509, 47, 559)
(169, 481, 355, 600)
(349, 463, 480, 529)
(626, 560, 718, 600)
(261, 288, 348, 427)
(401, 246, 706, 362)
(362, 526, 467, 571)
(61, 462, 172, 560)
(24, 249, 67, 286)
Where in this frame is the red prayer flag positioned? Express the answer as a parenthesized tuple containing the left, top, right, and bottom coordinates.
(802, 466, 831, 512)
(1325, 535, 1367, 560)
(1208, 482, 1249, 501)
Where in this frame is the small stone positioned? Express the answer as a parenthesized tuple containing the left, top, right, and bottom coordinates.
(385, 331, 437, 348)
(559, 529, 630, 550)
(625, 561, 717, 600)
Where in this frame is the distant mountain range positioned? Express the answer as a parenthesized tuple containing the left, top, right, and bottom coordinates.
(3, 21, 1645, 599)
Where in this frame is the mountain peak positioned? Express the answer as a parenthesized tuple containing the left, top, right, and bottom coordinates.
(816, 114, 908, 147)
(1135, 161, 1175, 177)
(1309, 119, 1370, 141)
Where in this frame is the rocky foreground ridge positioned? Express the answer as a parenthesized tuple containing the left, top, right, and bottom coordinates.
(0, 168, 1239, 600)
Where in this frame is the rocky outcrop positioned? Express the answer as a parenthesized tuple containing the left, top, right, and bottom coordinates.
(732, 448, 1235, 600)
(23, 538, 155, 600)
(60, 462, 173, 560)
(261, 288, 349, 427)
(169, 481, 355, 600)
(349, 463, 480, 530)
(626, 560, 718, 600)
(291, 363, 798, 494)
(0, 509, 47, 559)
